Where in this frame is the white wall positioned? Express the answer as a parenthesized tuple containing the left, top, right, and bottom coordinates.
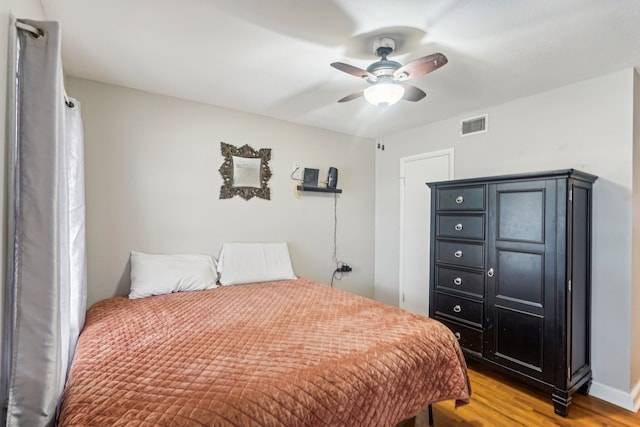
(66, 78, 375, 307)
(375, 69, 637, 410)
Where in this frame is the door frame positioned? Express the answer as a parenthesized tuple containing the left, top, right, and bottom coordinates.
(399, 148, 455, 309)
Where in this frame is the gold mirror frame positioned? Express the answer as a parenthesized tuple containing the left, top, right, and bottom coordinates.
(219, 142, 272, 200)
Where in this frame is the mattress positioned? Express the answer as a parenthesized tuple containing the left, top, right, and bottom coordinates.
(58, 278, 470, 426)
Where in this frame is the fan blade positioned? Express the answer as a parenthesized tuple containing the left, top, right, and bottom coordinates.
(399, 84, 426, 102)
(337, 90, 364, 103)
(393, 53, 448, 81)
(331, 62, 376, 81)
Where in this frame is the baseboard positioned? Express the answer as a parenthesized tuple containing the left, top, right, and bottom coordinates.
(590, 380, 640, 412)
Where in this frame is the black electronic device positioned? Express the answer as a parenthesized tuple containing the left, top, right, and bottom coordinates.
(303, 168, 319, 187)
(327, 167, 338, 189)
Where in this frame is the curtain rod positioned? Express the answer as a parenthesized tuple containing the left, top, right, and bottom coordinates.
(15, 21, 43, 38)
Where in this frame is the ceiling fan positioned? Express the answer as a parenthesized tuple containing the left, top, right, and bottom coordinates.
(331, 37, 448, 106)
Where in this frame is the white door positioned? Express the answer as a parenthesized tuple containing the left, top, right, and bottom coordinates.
(399, 149, 454, 316)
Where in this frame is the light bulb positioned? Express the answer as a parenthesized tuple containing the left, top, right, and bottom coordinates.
(364, 83, 405, 106)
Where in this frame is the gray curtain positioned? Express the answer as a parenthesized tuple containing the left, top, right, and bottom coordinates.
(1, 19, 87, 426)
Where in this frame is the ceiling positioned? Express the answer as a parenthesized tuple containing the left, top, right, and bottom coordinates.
(41, 0, 640, 139)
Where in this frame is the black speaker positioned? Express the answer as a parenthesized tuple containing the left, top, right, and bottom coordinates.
(327, 167, 338, 189)
(303, 168, 319, 187)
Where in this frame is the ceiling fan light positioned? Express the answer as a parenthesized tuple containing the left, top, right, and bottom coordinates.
(364, 83, 405, 106)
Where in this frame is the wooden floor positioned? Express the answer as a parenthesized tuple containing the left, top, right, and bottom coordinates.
(410, 362, 639, 426)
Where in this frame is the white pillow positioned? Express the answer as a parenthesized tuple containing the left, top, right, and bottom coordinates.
(217, 242, 296, 286)
(129, 252, 219, 299)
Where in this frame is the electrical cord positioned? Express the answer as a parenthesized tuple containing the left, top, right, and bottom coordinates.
(330, 269, 342, 288)
(332, 192, 338, 264)
(331, 191, 346, 287)
(290, 166, 300, 180)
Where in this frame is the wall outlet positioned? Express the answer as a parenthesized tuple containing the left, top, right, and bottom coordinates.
(336, 264, 352, 273)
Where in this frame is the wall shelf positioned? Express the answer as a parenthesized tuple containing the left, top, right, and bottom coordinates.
(297, 185, 342, 194)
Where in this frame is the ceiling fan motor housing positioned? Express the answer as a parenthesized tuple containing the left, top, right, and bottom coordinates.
(366, 59, 401, 78)
(367, 37, 402, 80)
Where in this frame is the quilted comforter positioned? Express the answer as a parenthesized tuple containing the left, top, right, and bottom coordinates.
(59, 279, 470, 426)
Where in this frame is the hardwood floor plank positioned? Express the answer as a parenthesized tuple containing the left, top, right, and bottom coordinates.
(409, 362, 640, 426)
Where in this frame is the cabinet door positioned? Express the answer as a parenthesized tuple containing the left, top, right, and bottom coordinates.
(485, 179, 558, 383)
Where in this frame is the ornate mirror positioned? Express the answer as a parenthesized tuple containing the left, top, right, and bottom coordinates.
(219, 142, 271, 200)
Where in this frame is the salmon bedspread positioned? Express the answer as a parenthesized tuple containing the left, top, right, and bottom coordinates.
(59, 279, 470, 426)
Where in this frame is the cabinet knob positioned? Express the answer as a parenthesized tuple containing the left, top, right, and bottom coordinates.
(454, 250, 463, 258)
(453, 277, 462, 286)
(487, 268, 494, 277)
(454, 332, 461, 340)
(454, 223, 463, 231)
(453, 304, 462, 313)
(455, 196, 464, 204)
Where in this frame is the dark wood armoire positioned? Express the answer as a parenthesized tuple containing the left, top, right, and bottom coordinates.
(427, 169, 597, 416)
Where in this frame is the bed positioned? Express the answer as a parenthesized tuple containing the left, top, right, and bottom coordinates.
(58, 277, 470, 426)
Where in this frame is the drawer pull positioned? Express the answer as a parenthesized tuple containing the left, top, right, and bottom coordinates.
(487, 268, 494, 278)
(454, 250, 463, 258)
(453, 277, 462, 286)
(454, 332, 461, 340)
(454, 223, 463, 231)
(453, 304, 462, 313)
(455, 196, 464, 204)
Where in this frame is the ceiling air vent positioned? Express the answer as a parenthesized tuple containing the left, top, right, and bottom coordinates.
(461, 114, 488, 136)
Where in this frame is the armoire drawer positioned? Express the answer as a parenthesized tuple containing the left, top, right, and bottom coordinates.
(436, 316, 483, 354)
(436, 214, 485, 240)
(437, 186, 485, 211)
(436, 266, 485, 298)
(436, 240, 484, 268)
(435, 292, 483, 326)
